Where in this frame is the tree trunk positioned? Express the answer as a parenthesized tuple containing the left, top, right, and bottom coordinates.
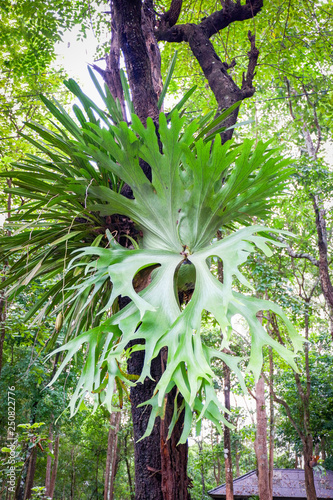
(0, 289, 6, 375)
(286, 79, 333, 339)
(69, 448, 75, 500)
(235, 446, 240, 478)
(127, 349, 163, 500)
(103, 0, 126, 119)
(23, 447, 37, 500)
(255, 376, 271, 500)
(45, 423, 53, 496)
(303, 435, 318, 500)
(102, 2, 264, 498)
(49, 434, 59, 499)
(312, 194, 333, 339)
(111, 2, 189, 498)
(223, 363, 234, 500)
(300, 304, 317, 500)
(197, 438, 206, 500)
(0, 187, 11, 375)
(321, 436, 326, 462)
(125, 456, 135, 500)
(160, 397, 190, 500)
(104, 411, 121, 500)
(268, 348, 274, 498)
(212, 428, 221, 485)
(112, 0, 160, 124)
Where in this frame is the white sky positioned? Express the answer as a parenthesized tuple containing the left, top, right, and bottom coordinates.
(54, 25, 106, 107)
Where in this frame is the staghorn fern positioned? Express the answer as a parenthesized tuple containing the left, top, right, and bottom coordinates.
(0, 76, 304, 442)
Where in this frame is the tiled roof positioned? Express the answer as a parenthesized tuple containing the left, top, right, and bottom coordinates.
(208, 469, 333, 499)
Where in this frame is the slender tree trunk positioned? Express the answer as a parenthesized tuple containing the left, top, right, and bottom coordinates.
(23, 447, 37, 500)
(45, 423, 53, 496)
(301, 304, 317, 500)
(303, 435, 318, 500)
(69, 448, 75, 500)
(0, 187, 11, 374)
(321, 436, 326, 462)
(235, 446, 240, 478)
(285, 78, 333, 338)
(49, 435, 59, 499)
(95, 451, 100, 498)
(269, 299, 318, 500)
(104, 411, 121, 500)
(0, 289, 6, 375)
(197, 438, 206, 500)
(312, 194, 333, 339)
(212, 428, 221, 485)
(268, 348, 274, 498)
(125, 455, 135, 500)
(255, 376, 271, 500)
(223, 363, 234, 500)
(122, 428, 134, 499)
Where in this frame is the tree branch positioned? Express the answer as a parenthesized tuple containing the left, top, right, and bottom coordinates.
(158, 0, 182, 31)
(302, 84, 322, 155)
(157, 0, 263, 42)
(276, 235, 319, 266)
(262, 372, 303, 442)
(285, 247, 319, 267)
(241, 30, 259, 98)
(285, 77, 297, 121)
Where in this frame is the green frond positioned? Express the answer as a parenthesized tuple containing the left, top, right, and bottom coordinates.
(0, 77, 302, 442)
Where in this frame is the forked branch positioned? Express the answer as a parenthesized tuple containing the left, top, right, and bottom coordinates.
(241, 31, 259, 98)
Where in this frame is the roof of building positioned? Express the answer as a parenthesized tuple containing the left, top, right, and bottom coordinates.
(208, 469, 333, 499)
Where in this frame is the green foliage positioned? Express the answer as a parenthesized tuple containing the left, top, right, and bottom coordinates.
(275, 347, 333, 447)
(0, 421, 48, 491)
(0, 0, 90, 77)
(0, 75, 305, 441)
(30, 486, 49, 499)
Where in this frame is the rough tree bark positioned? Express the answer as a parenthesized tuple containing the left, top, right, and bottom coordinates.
(94, 1, 264, 497)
